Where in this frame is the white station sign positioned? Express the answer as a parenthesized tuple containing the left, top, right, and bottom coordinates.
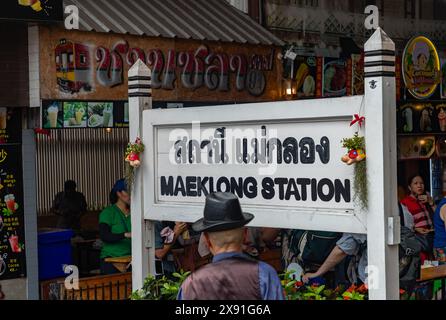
(143, 96, 366, 233)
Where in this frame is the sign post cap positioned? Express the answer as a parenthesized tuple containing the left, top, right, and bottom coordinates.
(129, 59, 151, 78)
(365, 27, 395, 52)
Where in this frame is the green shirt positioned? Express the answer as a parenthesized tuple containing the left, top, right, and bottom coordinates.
(99, 205, 131, 259)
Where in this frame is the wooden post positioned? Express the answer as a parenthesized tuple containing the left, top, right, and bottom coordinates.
(364, 28, 400, 300)
(128, 60, 155, 291)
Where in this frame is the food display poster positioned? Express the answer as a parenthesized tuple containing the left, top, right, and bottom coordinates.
(0, 144, 26, 280)
(293, 56, 318, 98)
(0, 108, 22, 144)
(42, 100, 129, 129)
(322, 58, 348, 98)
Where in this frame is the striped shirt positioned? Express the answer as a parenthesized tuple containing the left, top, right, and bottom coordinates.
(400, 196, 433, 230)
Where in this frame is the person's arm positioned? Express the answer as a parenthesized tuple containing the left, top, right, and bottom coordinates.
(258, 262, 285, 300)
(441, 205, 446, 231)
(155, 222, 187, 260)
(99, 223, 130, 243)
(302, 246, 347, 282)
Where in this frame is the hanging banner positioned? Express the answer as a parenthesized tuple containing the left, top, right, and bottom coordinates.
(42, 100, 129, 129)
(0, 144, 26, 280)
(0, 108, 22, 144)
(402, 36, 441, 100)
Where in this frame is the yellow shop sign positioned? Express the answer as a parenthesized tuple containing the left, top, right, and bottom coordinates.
(403, 36, 441, 99)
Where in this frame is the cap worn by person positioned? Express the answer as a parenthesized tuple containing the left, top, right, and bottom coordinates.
(112, 179, 127, 194)
(192, 192, 254, 233)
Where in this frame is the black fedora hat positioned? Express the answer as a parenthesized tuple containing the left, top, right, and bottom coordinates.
(192, 192, 254, 233)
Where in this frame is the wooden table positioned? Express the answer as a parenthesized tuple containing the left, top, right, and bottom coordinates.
(104, 256, 132, 273)
(417, 265, 446, 300)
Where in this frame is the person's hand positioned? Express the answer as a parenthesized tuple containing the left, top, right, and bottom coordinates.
(174, 222, 188, 236)
(302, 272, 318, 284)
(415, 227, 431, 235)
(124, 232, 132, 239)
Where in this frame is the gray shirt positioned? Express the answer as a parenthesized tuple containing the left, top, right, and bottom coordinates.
(336, 233, 367, 283)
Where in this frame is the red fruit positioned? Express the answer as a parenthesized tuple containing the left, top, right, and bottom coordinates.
(348, 149, 358, 159)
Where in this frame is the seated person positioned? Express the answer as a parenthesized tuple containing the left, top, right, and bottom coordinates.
(98, 179, 131, 275)
(155, 221, 188, 277)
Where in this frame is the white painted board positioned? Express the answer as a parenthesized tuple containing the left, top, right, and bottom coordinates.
(142, 96, 367, 233)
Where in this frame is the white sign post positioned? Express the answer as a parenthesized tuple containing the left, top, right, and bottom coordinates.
(128, 60, 155, 291)
(129, 29, 400, 299)
(364, 28, 399, 300)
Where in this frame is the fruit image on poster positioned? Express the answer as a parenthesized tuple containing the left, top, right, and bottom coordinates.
(323, 58, 347, 97)
(402, 36, 440, 100)
(398, 136, 436, 160)
(294, 56, 317, 98)
(0, 145, 26, 280)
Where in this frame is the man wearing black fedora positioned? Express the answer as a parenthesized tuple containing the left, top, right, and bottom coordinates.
(177, 192, 284, 300)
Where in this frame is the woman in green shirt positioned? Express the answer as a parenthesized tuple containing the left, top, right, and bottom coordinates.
(99, 179, 131, 274)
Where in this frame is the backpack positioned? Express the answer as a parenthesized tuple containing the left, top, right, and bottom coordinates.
(343, 205, 422, 287)
(398, 203, 422, 291)
(282, 229, 342, 269)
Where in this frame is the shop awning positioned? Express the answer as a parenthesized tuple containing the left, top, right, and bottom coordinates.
(64, 0, 284, 46)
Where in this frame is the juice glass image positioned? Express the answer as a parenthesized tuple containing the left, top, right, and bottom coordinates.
(4, 194, 16, 213)
(75, 108, 85, 125)
(47, 106, 59, 128)
(9, 235, 21, 253)
(103, 109, 112, 127)
(0, 108, 7, 130)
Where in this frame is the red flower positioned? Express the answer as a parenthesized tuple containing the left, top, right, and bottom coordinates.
(295, 281, 304, 287)
(344, 296, 351, 300)
(400, 289, 405, 295)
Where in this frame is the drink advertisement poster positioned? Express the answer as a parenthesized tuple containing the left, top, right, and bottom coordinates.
(42, 100, 129, 129)
(322, 58, 348, 98)
(0, 108, 22, 144)
(0, 145, 26, 280)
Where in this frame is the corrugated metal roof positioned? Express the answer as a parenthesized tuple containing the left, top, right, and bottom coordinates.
(64, 0, 284, 46)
